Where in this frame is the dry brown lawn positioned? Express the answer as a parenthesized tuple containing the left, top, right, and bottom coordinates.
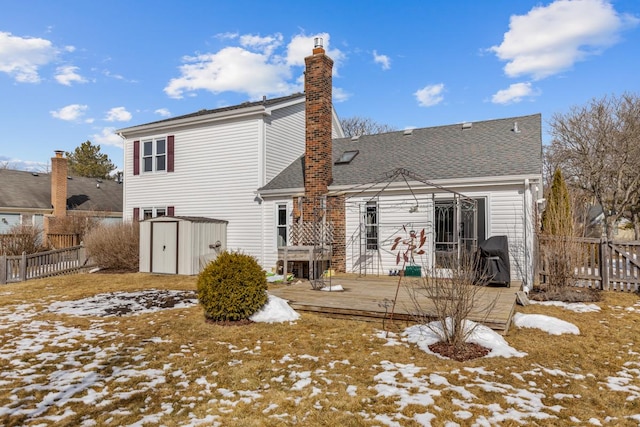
(1, 273, 640, 426)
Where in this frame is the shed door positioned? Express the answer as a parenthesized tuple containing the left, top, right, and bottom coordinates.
(151, 222, 178, 274)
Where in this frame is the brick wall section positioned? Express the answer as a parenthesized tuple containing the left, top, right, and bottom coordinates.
(51, 151, 68, 218)
(303, 46, 333, 221)
(327, 194, 346, 272)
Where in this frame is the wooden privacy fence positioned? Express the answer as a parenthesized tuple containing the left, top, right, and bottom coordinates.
(47, 233, 81, 249)
(0, 245, 89, 284)
(538, 237, 640, 291)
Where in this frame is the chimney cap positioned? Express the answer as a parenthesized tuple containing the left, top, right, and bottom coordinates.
(54, 150, 64, 158)
(314, 37, 323, 49)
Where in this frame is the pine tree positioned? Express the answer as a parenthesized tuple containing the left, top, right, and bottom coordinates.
(65, 141, 116, 179)
(542, 168, 573, 236)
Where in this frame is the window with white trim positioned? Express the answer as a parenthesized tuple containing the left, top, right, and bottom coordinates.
(365, 201, 378, 250)
(277, 204, 287, 247)
(142, 138, 166, 172)
(142, 207, 167, 220)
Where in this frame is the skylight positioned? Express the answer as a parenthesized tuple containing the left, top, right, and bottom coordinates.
(335, 150, 359, 165)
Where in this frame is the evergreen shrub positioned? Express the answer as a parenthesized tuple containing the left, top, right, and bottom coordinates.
(197, 251, 268, 321)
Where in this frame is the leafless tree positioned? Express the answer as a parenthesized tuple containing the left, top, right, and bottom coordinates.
(406, 252, 497, 353)
(339, 116, 396, 137)
(547, 93, 640, 239)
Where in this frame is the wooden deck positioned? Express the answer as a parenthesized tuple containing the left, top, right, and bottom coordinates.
(270, 274, 519, 334)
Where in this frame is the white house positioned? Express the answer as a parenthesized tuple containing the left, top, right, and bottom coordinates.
(257, 42, 543, 287)
(119, 40, 542, 287)
(116, 92, 344, 269)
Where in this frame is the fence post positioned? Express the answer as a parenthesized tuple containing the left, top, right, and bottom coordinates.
(79, 245, 87, 266)
(0, 255, 6, 285)
(20, 251, 27, 282)
(600, 239, 609, 291)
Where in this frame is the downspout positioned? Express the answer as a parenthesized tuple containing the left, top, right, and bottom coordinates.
(523, 178, 530, 291)
(118, 132, 127, 221)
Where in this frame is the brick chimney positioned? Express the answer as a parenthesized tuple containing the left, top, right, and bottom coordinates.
(51, 150, 68, 217)
(303, 37, 333, 221)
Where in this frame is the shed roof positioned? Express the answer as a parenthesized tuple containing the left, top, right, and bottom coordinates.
(144, 216, 228, 224)
(260, 113, 542, 192)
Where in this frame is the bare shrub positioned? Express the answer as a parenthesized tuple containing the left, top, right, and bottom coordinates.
(0, 224, 44, 255)
(47, 213, 103, 242)
(84, 221, 139, 271)
(407, 252, 497, 354)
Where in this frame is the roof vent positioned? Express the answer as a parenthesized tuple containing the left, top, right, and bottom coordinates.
(403, 129, 413, 136)
(513, 121, 521, 133)
(351, 135, 360, 141)
(31, 172, 39, 177)
(462, 122, 472, 130)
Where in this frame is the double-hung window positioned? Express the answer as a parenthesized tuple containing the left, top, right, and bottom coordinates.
(365, 201, 378, 250)
(142, 138, 166, 173)
(142, 207, 167, 220)
(277, 204, 287, 247)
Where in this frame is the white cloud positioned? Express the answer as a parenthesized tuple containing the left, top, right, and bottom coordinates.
(215, 32, 239, 41)
(104, 107, 132, 122)
(164, 32, 346, 99)
(91, 127, 123, 148)
(50, 104, 88, 121)
(0, 31, 59, 83)
(239, 33, 283, 56)
(490, 0, 640, 79)
(414, 83, 445, 107)
(55, 65, 87, 86)
(155, 108, 171, 117)
(332, 87, 351, 103)
(491, 82, 537, 104)
(373, 50, 391, 70)
(285, 33, 345, 72)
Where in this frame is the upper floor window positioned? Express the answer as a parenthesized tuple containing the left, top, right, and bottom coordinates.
(143, 138, 166, 172)
(133, 136, 174, 176)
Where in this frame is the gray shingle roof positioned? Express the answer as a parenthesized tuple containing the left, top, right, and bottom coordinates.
(0, 169, 123, 212)
(261, 113, 542, 192)
(119, 93, 305, 130)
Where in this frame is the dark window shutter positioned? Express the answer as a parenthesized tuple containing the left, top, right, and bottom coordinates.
(133, 207, 140, 221)
(133, 140, 140, 175)
(167, 135, 175, 172)
(167, 206, 175, 216)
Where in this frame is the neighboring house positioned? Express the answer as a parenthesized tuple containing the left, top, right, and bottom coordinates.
(0, 152, 122, 236)
(119, 40, 542, 287)
(116, 92, 345, 267)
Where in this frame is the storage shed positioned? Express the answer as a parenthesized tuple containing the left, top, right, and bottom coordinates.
(139, 216, 228, 275)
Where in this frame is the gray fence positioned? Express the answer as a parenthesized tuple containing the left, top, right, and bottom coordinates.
(538, 237, 640, 292)
(0, 245, 89, 284)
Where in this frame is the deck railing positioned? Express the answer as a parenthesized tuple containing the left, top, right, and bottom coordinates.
(0, 245, 89, 284)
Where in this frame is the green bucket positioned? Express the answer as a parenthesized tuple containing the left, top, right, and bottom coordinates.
(405, 265, 422, 277)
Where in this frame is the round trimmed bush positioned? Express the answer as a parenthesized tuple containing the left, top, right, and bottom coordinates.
(197, 251, 268, 321)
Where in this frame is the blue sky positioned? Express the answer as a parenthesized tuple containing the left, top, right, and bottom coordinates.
(1, 0, 639, 172)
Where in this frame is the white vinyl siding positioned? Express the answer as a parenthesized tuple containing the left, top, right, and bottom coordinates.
(125, 102, 308, 269)
(265, 102, 305, 183)
(343, 187, 528, 281)
(345, 194, 435, 276)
